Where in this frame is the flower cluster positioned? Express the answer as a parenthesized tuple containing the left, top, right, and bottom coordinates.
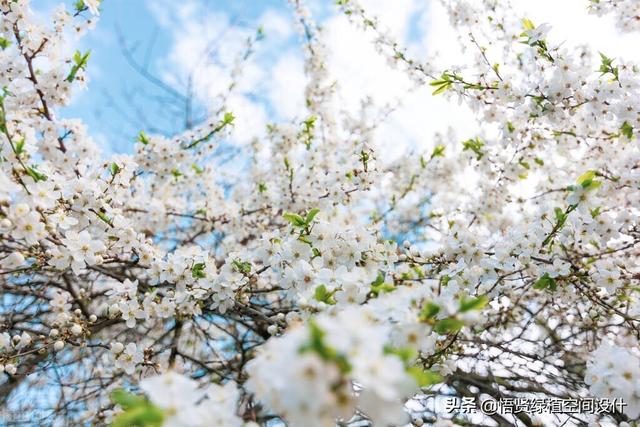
(138, 371, 244, 427)
(585, 341, 640, 418)
(588, 0, 640, 33)
(246, 284, 488, 426)
(1, 0, 640, 425)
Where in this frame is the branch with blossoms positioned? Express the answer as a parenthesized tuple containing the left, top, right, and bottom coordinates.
(1, 0, 640, 426)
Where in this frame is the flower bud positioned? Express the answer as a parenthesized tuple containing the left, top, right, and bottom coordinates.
(70, 324, 83, 336)
(111, 342, 124, 354)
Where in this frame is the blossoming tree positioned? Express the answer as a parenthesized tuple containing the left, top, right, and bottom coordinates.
(1, 0, 640, 426)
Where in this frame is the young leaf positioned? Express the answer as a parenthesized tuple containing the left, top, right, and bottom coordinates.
(407, 367, 443, 387)
(137, 131, 150, 145)
(314, 284, 336, 305)
(459, 295, 489, 313)
(111, 405, 164, 427)
(110, 389, 147, 409)
(223, 112, 235, 124)
(576, 170, 597, 187)
(283, 212, 306, 227)
(109, 163, 121, 176)
(434, 318, 464, 334)
(522, 18, 536, 31)
(191, 262, 206, 279)
(66, 50, 90, 82)
(305, 208, 320, 225)
(420, 301, 441, 321)
(430, 144, 446, 159)
(533, 273, 557, 291)
(462, 137, 485, 160)
(25, 166, 48, 182)
(620, 121, 633, 139)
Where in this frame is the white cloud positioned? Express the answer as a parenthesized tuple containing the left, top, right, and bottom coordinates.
(512, 0, 640, 61)
(318, 0, 475, 159)
(259, 9, 295, 41)
(268, 53, 306, 120)
(146, 0, 270, 144)
(145, 0, 640, 157)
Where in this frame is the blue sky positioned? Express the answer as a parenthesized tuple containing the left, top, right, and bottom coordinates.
(54, 0, 299, 153)
(35, 0, 443, 158)
(33, 0, 640, 159)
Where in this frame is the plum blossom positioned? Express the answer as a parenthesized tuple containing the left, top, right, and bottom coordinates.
(140, 371, 243, 427)
(114, 343, 143, 375)
(61, 230, 106, 273)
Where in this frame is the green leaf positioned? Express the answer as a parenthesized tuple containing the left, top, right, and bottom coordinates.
(599, 52, 613, 72)
(533, 273, 557, 291)
(191, 262, 206, 279)
(384, 346, 417, 365)
(111, 389, 147, 410)
(407, 367, 443, 387)
(298, 235, 312, 245)
(25, 166, 47, 182)
(598, 52, 620, 83)
(431, 81, 451, 95)
(462, 137, 484, 160)
(95, 210, 112, 225)
(0, 37, 11, 50)
(223, 111, 235, 124)
(299, 115, 317, 149)
(231, 259, 251, 274)
(111, 405, 164, 427)
(620, 121, 633, 139)
(305, 208, 320, 225)
(429, 73, 455, 95)
(419, 301, 440, 321)
(14, 138, 25, 156)
(314, 284, 336, 305)
(109, 163, 121, 176)
(430, 144, 446, 159)
(459, 295, 489, 313)
(137, 131, 150, 145)
(576, 170, 602, 190)
(371, 273, 384, 287)
(554, 207, 567, 227)
(66, 50, 90, 82)
(576, 170, 596, 187)
(371, 278, 395, 296)
(433, 318, 464, 334)
(283, 209, 320, 229)
(299, 321, 352, 374)
(522, 18, 536, 31)
(283, 212, 306, 227)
